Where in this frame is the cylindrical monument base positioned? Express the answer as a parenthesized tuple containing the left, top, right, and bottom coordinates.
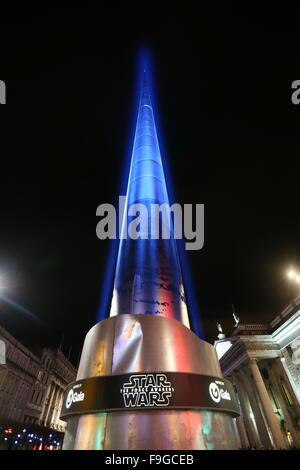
(62, 315, 239, 450)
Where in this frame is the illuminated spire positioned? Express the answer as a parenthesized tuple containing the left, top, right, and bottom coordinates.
(126, 69, 169, 207)
(109, 69, 190, 328)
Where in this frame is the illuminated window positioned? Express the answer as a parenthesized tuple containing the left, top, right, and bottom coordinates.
(286, 345, 293, 360)
(280, 378, 294, 406)
(269, 384, 280, 410)
(286, 431, 293, 447)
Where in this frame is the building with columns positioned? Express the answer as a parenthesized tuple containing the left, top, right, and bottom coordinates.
(215, 296, 300, 449)
(0, 324, 76, 432)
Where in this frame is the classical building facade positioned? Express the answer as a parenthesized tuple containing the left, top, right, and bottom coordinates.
(0, 325, 76, 432)
(215, 296, 300, 449)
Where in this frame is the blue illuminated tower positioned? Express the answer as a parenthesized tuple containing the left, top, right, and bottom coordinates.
(109, 70, 190, 327)
(61, 64, 240, 451)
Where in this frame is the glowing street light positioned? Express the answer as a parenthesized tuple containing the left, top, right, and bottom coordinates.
(287, 270, 296, 280)
(287, 268, 300, 284)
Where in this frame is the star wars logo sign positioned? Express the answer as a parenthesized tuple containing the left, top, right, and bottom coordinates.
(60, 372, 240, 420)
(120, 373, 174, 408)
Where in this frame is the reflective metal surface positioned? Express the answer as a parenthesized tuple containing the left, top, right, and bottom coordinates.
(67, 409, 237, 450)
(63, 315, 239, 449)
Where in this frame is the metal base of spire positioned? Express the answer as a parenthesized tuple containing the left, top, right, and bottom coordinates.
(62, 315, 239, 450)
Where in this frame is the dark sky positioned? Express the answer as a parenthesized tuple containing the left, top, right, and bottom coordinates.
(0, 6, 300, 364)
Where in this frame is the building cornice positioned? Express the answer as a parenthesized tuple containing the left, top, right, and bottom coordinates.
(216, 335, 282, 377)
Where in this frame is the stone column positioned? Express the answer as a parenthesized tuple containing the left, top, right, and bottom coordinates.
(232, 373, 258, 448)
(277, 357, 300, 405)
(249, 358, 287, 449)
(44, 382, 56, 426)
(40, 382, 51, 424)
(266, 360, 300, 449)
(57, 389, 65, 430)
(53, 385, 63, 427)
(50, 385, 58, 426)
(234, 414, 249, 449)
(239, 368, 273, 449)
(52, 386, 63, 427)
(40, 380, 52, 424)
(227, 374, 245, 449)
(49, 384, 59, 427)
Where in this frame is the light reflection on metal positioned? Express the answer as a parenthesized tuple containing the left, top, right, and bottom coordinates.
(68, 409, 237, 450)
(64, 315, 238, 450)
(77, 315, 221, 380)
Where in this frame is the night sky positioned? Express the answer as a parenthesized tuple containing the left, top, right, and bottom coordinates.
(0, 6, 300, 365)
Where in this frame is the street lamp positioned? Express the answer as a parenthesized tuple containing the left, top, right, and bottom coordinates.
(287, 268, 300, 284)
(287, 270, 296, 280)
